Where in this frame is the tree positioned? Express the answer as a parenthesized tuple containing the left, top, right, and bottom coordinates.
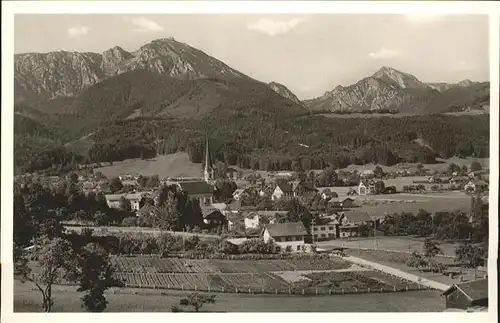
(146, 175, 160, 188)
(374, 180, 385, 195)
(406, 251, 428, 270)
(178, 293, 217, 312)
(119, 196, 132, 212)
(470, 161, 482, 172)
(455, 243, 486, 268)
(16, 237, 78, 312)
(423, 238, 442, 259)
(77, 243, 118, 312)
(373, 165, 384, 178)
(315, 167, 338, 187)
(108, 177, 123, 193)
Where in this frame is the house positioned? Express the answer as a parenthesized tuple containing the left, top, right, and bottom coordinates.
(442, 278, 488, 310)
(341, 197, 355, 208)
(291, 181, 318, 199)
(82, 181, 100, 195)
(242, 211, 279, 229)
(201, 207, 227, 228)
(105, 192, 150, 212)
(271, 182, 293, 200)
(318, 188, 338, 200)
(464, 179, 489, 193)
(175, 181, 214, 206)
(244, 212, 261, 229)
(312, 218, 339, 241)
(122, 179, 139, 187)
(263, 222, 308, 252)
(337, 211, 372, 238)
(358, 180, 376, 195)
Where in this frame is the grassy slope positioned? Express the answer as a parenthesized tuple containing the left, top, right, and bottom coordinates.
(94, 152, 203, 178)
(14, 280, 444, 312)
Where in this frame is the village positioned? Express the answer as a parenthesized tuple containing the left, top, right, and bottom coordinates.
(13, 137, 490, 312)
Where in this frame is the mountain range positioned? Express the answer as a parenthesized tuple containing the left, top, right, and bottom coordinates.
(303, 66, 489, 114)
(15, 37, 489, 118)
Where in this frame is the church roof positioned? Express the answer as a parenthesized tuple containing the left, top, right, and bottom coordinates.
(177, 181, 214, 195)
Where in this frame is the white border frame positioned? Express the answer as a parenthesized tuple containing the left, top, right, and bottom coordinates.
(2, 2, 498, 323)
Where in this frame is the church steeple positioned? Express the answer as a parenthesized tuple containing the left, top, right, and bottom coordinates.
(203, 136, 214, 183)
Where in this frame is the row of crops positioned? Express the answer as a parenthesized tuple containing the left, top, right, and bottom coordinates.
(110, 256, 350, 273)
(113, 273, 289, 290)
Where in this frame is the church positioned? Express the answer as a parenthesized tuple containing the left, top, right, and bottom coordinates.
(170, 137, 216, 206)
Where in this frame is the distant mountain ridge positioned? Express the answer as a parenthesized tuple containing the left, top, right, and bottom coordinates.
(305, 66, 489, 114)
(14, 37, 245, 102)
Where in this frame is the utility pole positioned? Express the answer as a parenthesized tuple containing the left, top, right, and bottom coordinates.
(311, 219, 316, 245)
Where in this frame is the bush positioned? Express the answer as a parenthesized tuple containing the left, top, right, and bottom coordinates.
(122, 217, 137, 227)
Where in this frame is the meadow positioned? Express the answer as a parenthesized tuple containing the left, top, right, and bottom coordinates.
(14, 281, 445, 312)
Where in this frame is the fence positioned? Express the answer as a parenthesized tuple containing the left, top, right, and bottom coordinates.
(118, 282, 429, 296)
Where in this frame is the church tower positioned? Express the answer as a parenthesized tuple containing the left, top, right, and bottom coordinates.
(203, 136, 214, 184)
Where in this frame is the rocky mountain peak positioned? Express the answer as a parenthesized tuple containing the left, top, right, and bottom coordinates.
(268, 81, 303, 106)
(458, 79, 474, 87)
(14, 37, 246, 101)
(372, 65, 427, 89)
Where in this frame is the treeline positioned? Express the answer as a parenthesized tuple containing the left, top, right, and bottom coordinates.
(15, 108, 489, 174)
(380, 203, 488, 243)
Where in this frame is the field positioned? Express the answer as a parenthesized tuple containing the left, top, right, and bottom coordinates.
(95, 152, 203, 178)
(343, 249, 486, 286)
(93, 150, 488, 184)
(110, 256, 350, 274)
(317, 236, 459, 257)
(350, 191, 472, 217)
(108, 256, 429, 294)
(14, 281, 446, 312)
(292, 270, 423, 291)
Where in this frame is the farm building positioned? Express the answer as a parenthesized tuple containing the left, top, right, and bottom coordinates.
(270, 182, 293, 200)
(201, 206, 227, 228)
(358, 180, 376, 195)
(341, 197, 356, 208)
(291, 181, 318, 199)
(263, 222, 308, 252)
(312, 217, 339, 241)
(442, 278, 488, 310)
(317, 188, 338, 200)
(175, 181, 214, 206)
(337, 211, 372, 238)
(464, 179, 489, 193)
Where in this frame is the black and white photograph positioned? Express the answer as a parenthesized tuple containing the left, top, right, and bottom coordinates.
(1, 1, 498, 319)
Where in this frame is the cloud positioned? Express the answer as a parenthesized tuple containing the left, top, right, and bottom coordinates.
(404, 14, 442, 24)
(247, 17, 307, 36)
(368, 48, 400, 59)
(123, 16, 164, 32)
(67, 26, 90, 38)
(453, 61, 475, 71)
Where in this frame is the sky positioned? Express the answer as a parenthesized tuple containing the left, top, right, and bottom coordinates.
(14, 14, 489, 99)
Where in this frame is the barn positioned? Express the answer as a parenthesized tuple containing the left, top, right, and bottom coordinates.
(442, 278, 488, 310)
